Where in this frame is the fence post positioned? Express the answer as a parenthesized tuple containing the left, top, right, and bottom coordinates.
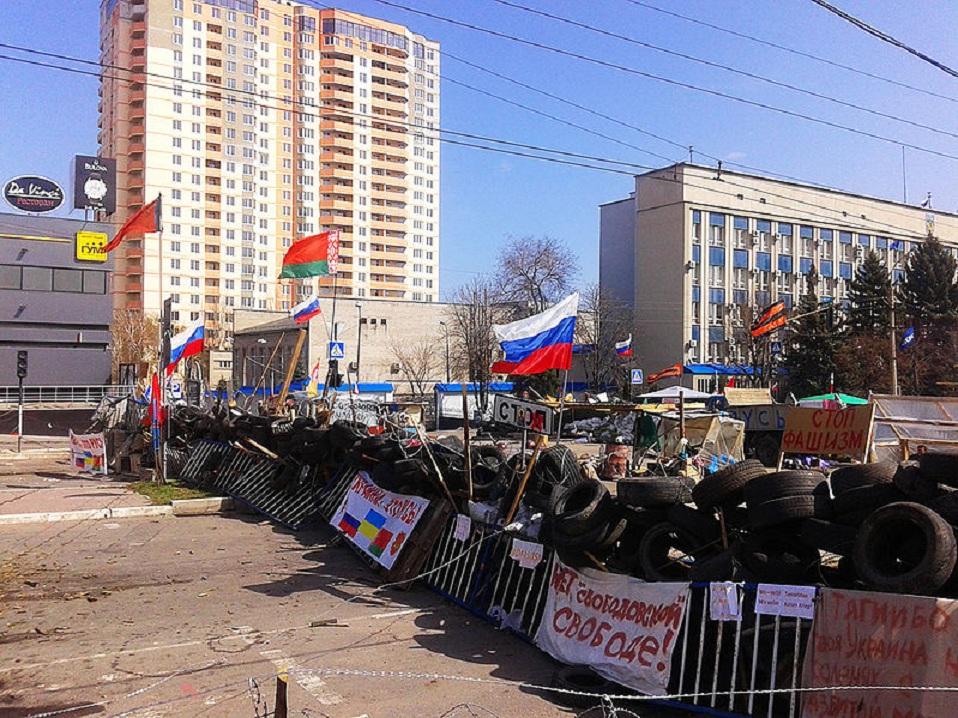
(274, 671, 288, 718)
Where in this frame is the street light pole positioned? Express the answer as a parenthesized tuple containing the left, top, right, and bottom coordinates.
(889, 269, 899, 395)
(439, 320, 450, 383)
(354, 302, 363, 385)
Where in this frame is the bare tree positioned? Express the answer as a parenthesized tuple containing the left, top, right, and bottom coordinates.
(110, 309, 159, 380)
(390, 337, 440, 398)
(494, 235, 579, 314)
(447, 277, 512, 413)
(577, 284, 634, 394)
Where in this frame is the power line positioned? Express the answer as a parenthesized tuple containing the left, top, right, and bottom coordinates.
(491, 0, 958, 142)
(622, 0, 958, 106)
(366, 0, 958, 163)
(0, 51, 642, 176)
(808, 0, 958, 80)
(0, 42, 947, 239)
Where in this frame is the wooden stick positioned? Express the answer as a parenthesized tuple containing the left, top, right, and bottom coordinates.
(277, 328, 307, 409)
(505, 433, 546, 524)
(717, 507, 729, 550)
(414, 423, 457, 507)
(583, 551, 608, 571)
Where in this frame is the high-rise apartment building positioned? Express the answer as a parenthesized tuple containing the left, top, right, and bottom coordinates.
(600, 163, 958, 382)
(99, 0, 440, 344)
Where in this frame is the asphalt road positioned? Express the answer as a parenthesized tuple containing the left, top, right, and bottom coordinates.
(0, 507, 684, 718)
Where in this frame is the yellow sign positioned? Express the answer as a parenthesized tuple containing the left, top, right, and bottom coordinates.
(75, 231, 108, 263)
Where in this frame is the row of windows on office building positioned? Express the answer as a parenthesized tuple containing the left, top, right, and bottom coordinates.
(691, 210, 939, 258)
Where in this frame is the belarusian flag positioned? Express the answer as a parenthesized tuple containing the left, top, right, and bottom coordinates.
(280, 230, 340, 278)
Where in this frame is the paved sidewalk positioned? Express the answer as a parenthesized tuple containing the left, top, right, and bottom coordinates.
(0, 456, 149, 516)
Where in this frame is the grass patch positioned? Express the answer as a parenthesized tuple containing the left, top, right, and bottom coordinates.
(130, 481, 215, 505)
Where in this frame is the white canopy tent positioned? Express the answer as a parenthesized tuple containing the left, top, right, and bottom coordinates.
(635, 386, 714, 401)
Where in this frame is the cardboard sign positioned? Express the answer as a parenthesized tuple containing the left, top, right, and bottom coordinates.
(780, 404, 874, 461)
(709, 582, 741, 622)
(534, 559, 689, 696)
(331, 395, 380, 428)
(453, 514, 471, 542)
(493, 394, 555, 435)
(724, 387, 773, 406)
(509, 539, 543, 569)
(755, 584, 816, 620)
(802, 588, 958, 718)
(330, 471, 430, 570)
(69, 430, 107, 475)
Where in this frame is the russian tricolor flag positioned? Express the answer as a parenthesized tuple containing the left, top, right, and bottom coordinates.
(166, 320, 205, 375)
(491, 293, 579, 375)
(615, 334, 633, 357)
(290, 294, 322, 324)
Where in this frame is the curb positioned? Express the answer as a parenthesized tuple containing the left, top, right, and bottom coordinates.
(171, 497, 237, 516)
(0, 505, 173, 525)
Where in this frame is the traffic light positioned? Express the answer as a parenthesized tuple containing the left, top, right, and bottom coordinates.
(16, 350, 28, 379)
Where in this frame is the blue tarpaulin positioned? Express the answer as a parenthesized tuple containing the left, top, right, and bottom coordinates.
(683, 363, 757, 376)
(434, 382, 514, 393)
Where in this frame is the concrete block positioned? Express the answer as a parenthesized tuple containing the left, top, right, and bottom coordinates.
(171, 497, 235, 516)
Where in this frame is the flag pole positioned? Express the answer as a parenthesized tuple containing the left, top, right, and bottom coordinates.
(555, 368, 570, 443)
(322, 271, 338, 401)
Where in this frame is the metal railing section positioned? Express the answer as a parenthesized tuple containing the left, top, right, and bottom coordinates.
(0, 384, 131, 405)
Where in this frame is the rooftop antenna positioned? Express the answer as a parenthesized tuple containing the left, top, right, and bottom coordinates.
(715, 161, 723, 180)
(688, 146, 694, 163)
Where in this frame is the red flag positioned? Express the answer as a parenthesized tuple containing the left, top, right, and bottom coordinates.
(104, 196, 162, 253)
(648, 363, 683, 384)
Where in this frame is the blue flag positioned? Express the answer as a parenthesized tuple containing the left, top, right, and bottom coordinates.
(889, 239, 904, 251)
(900, 326, 916, 350)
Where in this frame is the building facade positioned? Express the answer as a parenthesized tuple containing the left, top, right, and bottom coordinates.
(99, 0, 441, 348)
(232, 295, 453, 392)
(600, 164, 958, 380)
(0, 213, 115, 386)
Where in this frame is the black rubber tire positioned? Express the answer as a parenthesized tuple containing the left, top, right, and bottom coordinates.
(370, 462, 404, 491)
(744, 470, 827, 505)
(926, 492, 958, 526)
(834, 507, 875, 528)
(329, 421, 366, 449)
(738, 532, 821, 583)
(551, 516, 613, 550)
(550, 480, 613, 532)
(748, 494, 833, 530)
(893, 462, 945, 502)
(637, 522, 701, 581)
(688, 547, 737, 582)
(667, 503, 721, 544)
(829, 462, 897, 495)
(854, 501, 958, 594)
(752, 434, 781, 468)
(917, 452, 958, 487)
(614, 506, 668, 562)
(832, 483, 906, 516)
(797, 518, 857, 556)
(692, 460, 766, 510)
(594, 518, 629, 553)
(616, 476, 692, 508)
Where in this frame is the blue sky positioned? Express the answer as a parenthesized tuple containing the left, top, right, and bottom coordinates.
(1, 1, 957, 298)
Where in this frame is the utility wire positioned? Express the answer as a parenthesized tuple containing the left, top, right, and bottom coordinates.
(0, 53, 640, 176)
(366, 0, 958, 163)
(622, 0, 958, 106)
(491, 0, 958, 141)
(0, 44, 948, 239)
(808, 0, 958, 80)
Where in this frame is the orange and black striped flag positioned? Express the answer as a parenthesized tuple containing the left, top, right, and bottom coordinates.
(751, 300, 787, 338)
(648, 362, 683, 384)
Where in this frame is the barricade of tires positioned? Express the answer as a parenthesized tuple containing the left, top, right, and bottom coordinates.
(541, 454, 958, 597)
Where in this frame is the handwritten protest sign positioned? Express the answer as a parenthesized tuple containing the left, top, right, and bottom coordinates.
(509, 539, 543, 569)
(535, 559, 689, 695)
(330, 471, 430, 570)
(709, 582, 740, 622)
(780, 405, 874, 461)
(802, 588, 958, 718)
(453, 514, 471, 542)
(755, 584, 816, 620)
(69, 430, 107, 475)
